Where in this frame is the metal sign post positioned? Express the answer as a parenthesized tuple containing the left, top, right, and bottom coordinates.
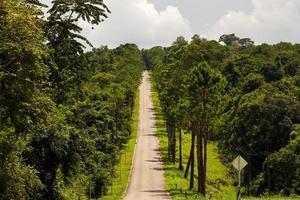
(232, 155, 248, 200)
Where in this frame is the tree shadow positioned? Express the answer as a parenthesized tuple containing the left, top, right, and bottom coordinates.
(143, 133, 156, 137)
(141, 189, 170, 199)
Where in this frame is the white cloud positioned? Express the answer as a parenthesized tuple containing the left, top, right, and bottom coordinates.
(81, 0, 192, 48)
(203, 0, 300, 44)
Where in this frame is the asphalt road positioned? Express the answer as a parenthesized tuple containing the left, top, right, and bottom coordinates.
(123, 72, 171, 200)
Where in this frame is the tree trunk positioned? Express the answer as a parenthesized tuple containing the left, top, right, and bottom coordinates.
(200, 93, 208, 196)
(202, 128, 207, 196)
(167, 120, 176, 163)
(197, 124, 204, 193)
(184, 144, 192, 178)
(172, 124, 176, 164)
(178, 128, 183, 170)
(189, 126, 196, 190)
(167, 120, 171, 162)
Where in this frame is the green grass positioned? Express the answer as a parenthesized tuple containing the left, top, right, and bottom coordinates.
(101, 90, 140, 200)
(150, 80, 299, 200)
(244, 197, 300, 200)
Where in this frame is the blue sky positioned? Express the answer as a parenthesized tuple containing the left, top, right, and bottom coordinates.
(41, 0, 300, 48)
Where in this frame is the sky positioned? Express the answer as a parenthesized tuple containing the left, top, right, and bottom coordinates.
(41, 0, 300, 49)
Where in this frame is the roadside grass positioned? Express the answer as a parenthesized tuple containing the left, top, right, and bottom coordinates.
(150, 81, 299, 200)
(244, 197, 300, 200)
(101, 90, 139, 200)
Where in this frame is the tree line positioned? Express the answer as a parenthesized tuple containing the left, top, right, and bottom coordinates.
(0, 0, 143, 199)
(148, 34, 300, 197)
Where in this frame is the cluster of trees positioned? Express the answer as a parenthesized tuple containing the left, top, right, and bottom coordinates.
(149, 34, 300, 197)
(0, 0, 143, 199)
(150, 35, 229, 196)
(220, 39, 300, 196)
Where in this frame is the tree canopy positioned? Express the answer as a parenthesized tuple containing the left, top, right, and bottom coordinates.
(150, 34, 300, 197)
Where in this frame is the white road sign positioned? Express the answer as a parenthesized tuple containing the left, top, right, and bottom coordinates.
(232, 155, 248, 200)
(232, 155, 248, 171)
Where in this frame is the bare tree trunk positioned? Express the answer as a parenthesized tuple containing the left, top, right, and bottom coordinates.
(184, 145, 192, 178)
(167, 120, 176, 164)
(197, 124, 204, 193)
(178, 128, 183, 170)
(167, 120, 171, 162)
(200, 93, 208, 196)
(189, 126, 196, 190)
(172, 124, 176, 164)
(202, 129, 207, 196)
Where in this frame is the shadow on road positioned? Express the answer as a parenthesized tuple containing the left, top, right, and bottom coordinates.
(142, 190, 170, 199)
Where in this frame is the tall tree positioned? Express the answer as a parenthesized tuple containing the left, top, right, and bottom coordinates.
(45, 0, 110, 102)
(186, 62, 225, 195)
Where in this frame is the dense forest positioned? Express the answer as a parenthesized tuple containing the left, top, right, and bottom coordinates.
(0, 0, 143, 199)
(1, 0, 300, 200)
(148, 34, 300, 197)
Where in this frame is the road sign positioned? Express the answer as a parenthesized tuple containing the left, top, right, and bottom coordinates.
(232, 155, 247, 171)
(232, 155, 248, 200)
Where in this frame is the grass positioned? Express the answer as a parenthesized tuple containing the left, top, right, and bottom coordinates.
(150, 80, 299, 200)
(244, 197, 300, 200)
(101, 90, 140, 200)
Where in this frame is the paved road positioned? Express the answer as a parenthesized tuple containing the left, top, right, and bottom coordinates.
(123, 72, 171, 200)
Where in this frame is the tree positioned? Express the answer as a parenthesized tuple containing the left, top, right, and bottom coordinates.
(152, 32, 300, 198)
(185, 62, 226, 195)
(0, 0, 52, 198)
(0, 0, 146, 199)
(219, 34, 254, 48)
(258, 124, 300, 195)
(219, 34, 240, 46)
(142, 46, 165, 70)
(239, 38, 254, 48)
(152, 36, 230, 195)
(45, 0, 110, 102)
(241, 73, 265, 94)
(261, 65, 284, 82)
(221, 87, 300, 194)
(263, 137, 300, 195)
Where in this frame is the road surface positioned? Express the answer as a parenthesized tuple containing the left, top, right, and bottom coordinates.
(123, 72, 171, 200)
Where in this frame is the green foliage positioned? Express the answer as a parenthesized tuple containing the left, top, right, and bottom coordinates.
(219, 33, 254, 48)
(261, 64, 284, 82)
(151, 35, 229, 195)
(150, 33, 300, 198)
(151, 86, 235, 200)
(101, 90, 140, 200)
(45, 0, 110, 102)
(0, 129, 43, 200)
(0, 1, 51, 198)
(260, 125, 300, 195)
(219, 34, 240, 46)
(2, 0, 300, 198)
(221, 92, 300, 176)
(0, 0, 144, 199)
(142, 46, 166, 70)
(185, 62, 225, 120)
(241, 73, 265, 94)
